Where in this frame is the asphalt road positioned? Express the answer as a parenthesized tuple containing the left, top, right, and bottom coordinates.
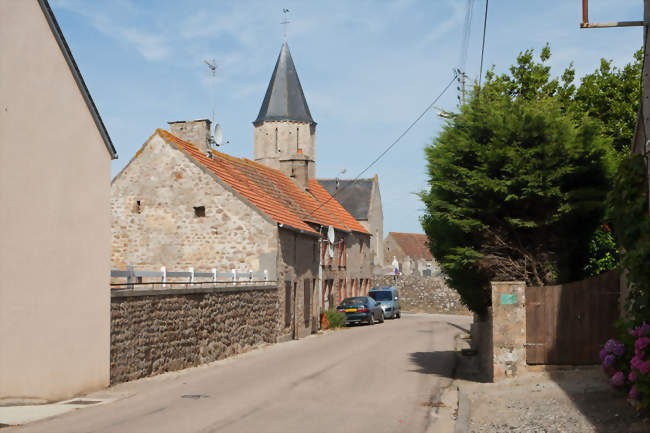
(12, 313, 472, 433)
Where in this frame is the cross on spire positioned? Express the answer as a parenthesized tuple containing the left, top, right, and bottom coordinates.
(281, 8, 291, 41)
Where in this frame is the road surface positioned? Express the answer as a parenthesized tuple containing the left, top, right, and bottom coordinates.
(12, 313, 471, 433)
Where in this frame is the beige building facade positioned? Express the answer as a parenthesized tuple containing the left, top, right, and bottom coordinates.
(384, 232, 440, 276)
(0, 0, 117, 401)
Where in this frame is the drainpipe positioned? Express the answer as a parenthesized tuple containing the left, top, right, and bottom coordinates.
(318, 226, 323, 328)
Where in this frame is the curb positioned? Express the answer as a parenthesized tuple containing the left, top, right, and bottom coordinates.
(455, 388, 470, 433)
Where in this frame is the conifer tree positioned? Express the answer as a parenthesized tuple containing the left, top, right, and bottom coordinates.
(421, 47, 614, 316)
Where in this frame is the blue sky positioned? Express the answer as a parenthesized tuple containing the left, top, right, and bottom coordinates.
(52, 0, 643, 236)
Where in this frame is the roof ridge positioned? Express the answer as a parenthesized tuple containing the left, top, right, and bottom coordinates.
(157, 129, 317, 234)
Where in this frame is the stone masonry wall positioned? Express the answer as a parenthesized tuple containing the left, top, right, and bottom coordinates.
(111, 134, 278, 279)
(110, 285, 278, 384)
(373, 275, 471, 315)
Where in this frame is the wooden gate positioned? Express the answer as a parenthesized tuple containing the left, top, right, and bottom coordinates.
(525, 270, 620, 365)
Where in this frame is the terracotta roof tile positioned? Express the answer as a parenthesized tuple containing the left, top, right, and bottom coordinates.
(158, 129, 316, 234)
(308, 179, 370, 235)
(244, 159, 350, 232)
(387, 232, 433, 260)
(156, 129, 367, 237)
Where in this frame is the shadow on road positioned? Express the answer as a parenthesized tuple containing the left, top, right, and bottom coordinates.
(408, 351, 488, 382)
(446, 322, 470, 334)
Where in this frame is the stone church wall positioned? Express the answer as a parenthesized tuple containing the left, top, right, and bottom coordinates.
(110, 285, 278, 384)
(373, 275, 471, 315)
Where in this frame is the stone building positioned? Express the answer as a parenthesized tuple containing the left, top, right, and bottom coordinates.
(112, 127, 370, 340)
(251, 41, 375, 309)
(318, 176, 384, 269)
(0, 0, 117, 400)
(384, 232, 440, 276)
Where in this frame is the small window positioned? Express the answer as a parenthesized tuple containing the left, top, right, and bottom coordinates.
(194, 206, 205, 217)
(135, 200, 141, 214)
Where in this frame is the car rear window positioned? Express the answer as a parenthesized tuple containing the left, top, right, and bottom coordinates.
(369, 291, 392, 301)
(341, 297, 367, 306)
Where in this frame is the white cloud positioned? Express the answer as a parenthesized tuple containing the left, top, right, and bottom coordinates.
(52, 0, 170, 62)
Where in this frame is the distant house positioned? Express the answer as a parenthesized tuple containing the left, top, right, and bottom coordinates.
(384, 232, 440, 276)
(0, 0, 117, 400)
(318, 177, 384, 270)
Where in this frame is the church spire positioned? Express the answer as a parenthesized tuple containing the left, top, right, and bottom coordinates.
(254, 42, 315, 125)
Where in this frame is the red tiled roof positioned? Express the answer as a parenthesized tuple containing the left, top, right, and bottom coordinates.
(158, 129, 316, 234)
(387, 232, 433, 260)
(308, 179, 370, 235)
(244, 159, 350, 232)
(156, 129, 366, 236)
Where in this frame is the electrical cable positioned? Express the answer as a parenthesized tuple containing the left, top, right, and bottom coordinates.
(459, 0, 475, 73)
(478, 0, 489, 91)
(303, 71, 459, 222)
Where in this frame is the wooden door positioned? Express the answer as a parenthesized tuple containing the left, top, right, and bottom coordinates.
(525, 270, 620, 364)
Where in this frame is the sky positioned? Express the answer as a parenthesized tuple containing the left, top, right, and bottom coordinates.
(51, 0, 644, 236)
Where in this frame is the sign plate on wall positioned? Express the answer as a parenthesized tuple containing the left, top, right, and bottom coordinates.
(500, 293, 517, 305)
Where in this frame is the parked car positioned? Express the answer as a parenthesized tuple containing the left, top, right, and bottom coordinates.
(368, 286, 401, 319)
(336, 296, 384, 325)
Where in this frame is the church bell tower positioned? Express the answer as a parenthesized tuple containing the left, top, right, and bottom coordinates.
(253, 42, 316, 183)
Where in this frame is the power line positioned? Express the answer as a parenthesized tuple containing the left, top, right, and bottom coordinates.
(459, 0, 476, 73)
(478, 0, 489, 91)
(303, 71, 459, 223)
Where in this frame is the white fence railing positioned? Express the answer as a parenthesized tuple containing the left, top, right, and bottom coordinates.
(111, 266, 270, 289)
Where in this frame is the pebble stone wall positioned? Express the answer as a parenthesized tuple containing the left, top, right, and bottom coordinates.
(373, 275, 471, 315)
(110, 285, 278, 384)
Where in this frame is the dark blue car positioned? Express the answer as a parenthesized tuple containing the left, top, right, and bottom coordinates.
(336, 296, 384, 325)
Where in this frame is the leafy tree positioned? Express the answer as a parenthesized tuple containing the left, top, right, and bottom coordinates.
(421, 47, 615, 316)
(573, 49, 642, 155)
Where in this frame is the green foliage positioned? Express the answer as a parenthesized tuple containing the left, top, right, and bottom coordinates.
(572, 49, 642, 155)
(324, 309, 345, 328)
(611, 155, 650, 326)
(583, 225, 619, 278)
(421, 46, 615, 316)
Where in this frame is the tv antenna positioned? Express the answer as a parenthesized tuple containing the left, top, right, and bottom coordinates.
(204, 58, 217, 127)
(281, 9, 291, 41)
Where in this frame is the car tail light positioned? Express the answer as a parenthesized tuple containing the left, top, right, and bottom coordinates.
(357, 307, 369, 312)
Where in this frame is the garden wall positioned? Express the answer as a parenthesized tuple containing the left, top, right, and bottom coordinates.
(372, 275, 470, 315)
(110, 285, 278, 384)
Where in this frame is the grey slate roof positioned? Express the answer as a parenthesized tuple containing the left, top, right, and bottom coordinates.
(317, 179, 374, 220)
(38, 0, 117, 159)
(254, 42, 315, 125)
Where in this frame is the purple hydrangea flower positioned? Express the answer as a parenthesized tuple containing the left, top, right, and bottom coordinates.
(631, 355, 644, 371)
(629, 385, 640, 400)
(640, 361, 650, 375)
(613, 342, 626, 356)
(603, 354, 616, 367)
(604, 339, 617, 353)
(599, 348, 609, 361)
(611, 371, 625, 387)
(635, 337, 649, 352)
(629, 371, 637, 382)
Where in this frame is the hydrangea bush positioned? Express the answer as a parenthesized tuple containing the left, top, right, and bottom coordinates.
(601, 323, 650, 410)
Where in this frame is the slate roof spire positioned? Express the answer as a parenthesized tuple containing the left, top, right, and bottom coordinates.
(254, 41, 315, 125)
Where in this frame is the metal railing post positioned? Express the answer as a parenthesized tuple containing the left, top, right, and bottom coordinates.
(127, 265, 134, 290)
(161, 266, 166, 288)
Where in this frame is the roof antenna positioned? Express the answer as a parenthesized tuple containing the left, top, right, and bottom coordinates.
(281, 9, 291, 42)
(204, 58, 222, 148)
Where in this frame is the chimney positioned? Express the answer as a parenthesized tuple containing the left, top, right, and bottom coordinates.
(279, 150, 312, 191)
(168, 119, 212, 154)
